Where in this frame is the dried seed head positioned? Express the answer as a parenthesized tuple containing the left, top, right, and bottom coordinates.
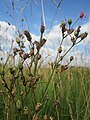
(32, 113, 39, 120)
(44, 115, 48, 120)
(71, 37, 76, 44)
(37, 54, 41, 60)
(58, 47, 62, 53)
(41, 38, 47, 46)
(11, 90, 15, 97)
(79, 32, 88, 40)
(34, 41, 41, 50)
(24, 30, 32, 42)
(24, 106, 29, 115)
(36, 103, 42, 112)
(70, 56, 74, 61)
(16, 99, 22, 110)
(40, 25, 45, 34)
(61, 65, 68, 72)
(50, 116, 54, 120)
(68, 19, 72, 25)
(13, 48, 19, 55)
(30, 48, 34, 56)
(16, 37, 20, 44)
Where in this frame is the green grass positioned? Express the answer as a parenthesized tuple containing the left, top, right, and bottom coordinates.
(0, 66, 90, 120)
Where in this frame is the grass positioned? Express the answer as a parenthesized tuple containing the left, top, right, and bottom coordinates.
(0, 66, 90, 120)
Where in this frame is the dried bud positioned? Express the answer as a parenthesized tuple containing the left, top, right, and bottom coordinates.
(11, 90, 15, 97)
(24, 30, 32, 42)
(16, 37, 20, 44)
(36, 103, 41, 112)
(37, 54, 41, 60)
(34, 41, 41, 50)
(71, 37, 76, 44)
(61, 65, 68, 72)
(50, 116, 54, 120)
(16, 99, 22, 110)
(41, 38, 47, 46)
(79, 32, 88, 40)
(70, 56, 74, 61)
(40, 25, 45, 34)
(13, 48, 19, 55)
(32, 113, 39, 120)
(44, 115, 48, 120)
(24, 106, 29, 115)
(58, 47, 62, 53)
(68, 19, 72, 25)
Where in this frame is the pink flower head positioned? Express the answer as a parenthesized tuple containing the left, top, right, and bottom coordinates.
(79, 11, 87, 19)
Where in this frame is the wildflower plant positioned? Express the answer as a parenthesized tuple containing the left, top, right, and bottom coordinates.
(0, 1, 89, 119)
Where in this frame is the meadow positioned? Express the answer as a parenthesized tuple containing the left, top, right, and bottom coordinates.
(0, 65, 90, 120)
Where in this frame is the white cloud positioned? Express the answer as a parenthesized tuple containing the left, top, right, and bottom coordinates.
(0, 20, 90, 67)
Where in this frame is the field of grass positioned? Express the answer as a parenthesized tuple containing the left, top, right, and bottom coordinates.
(0, 66, 90, 120)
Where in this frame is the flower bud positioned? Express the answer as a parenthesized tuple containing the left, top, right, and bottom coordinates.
(58, 47, 62, 53)
(16, 37, 20, 44)
(70, 56, 74, 61)
(74, 31, 79, 37)
(60, 21, 66, 28)
(68, 19, 72, 25)
(40, 25, 45, 34)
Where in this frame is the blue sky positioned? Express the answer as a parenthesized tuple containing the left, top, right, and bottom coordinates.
(0, 0, 90, 34)
(0, 0, 90, 66)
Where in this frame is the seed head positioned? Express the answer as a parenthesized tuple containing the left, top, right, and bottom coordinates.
(36, 103, 42, 112)
(58, 47, 62, 53)
(40, 25, 45, 34)
(70, 56, 74, 61)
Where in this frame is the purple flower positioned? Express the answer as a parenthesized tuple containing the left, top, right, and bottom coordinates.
(79, 11, 87, 19)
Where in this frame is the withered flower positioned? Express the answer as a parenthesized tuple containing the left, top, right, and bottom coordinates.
(40, 25, 45, 34)
(61, 65, 68, 72)
(24, 30, 32, 42)
(36, 103, 42, 112)
(34, 41, 41, 50)
(79, 32, 88, 40)
(70, 56, 74, 61)
(41, 38, 47, 46)
(58, 47, 62, 53)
